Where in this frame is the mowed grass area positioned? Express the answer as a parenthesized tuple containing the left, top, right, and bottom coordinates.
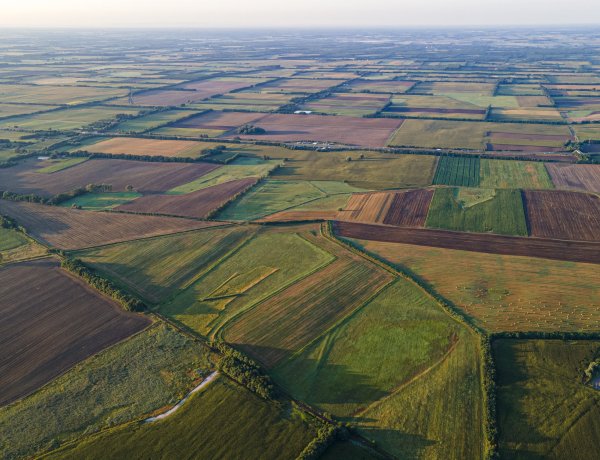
(426, 187, 528, 236)
(432, 156, 480, 187)
(0, 323, 216, 460)
(479, 159, 554, 189)
(35, 157, 89, 173)
(352, 239, 600, 332)
(274, 279, 483, 459)
(47, 376, 317, 460)
(160, 227, 334, 338)
(168, 157, 281, 194)
(77, 226, 252, 304)
(0, 228, 46, 263)
(58, 192, 141, 210)
(494, 339, 600, 459)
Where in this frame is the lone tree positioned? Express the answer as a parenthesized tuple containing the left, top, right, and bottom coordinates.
(237, 124, 266, 135)
(126, 184, 134, 192)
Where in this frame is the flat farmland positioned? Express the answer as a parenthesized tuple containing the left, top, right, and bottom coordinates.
(523, 190, 600, 241)
(0, 158, 218, 196)
(0, 201, 220, 250)
(0, 84, 127, 104)
(254, 77, 341, 93)
(347, 79, 415, 93)
(78, 226, 254, 303)
(274, 279, 483, 459)
(234, 113, 403, 147)
(479, 159, 554, 189)
(111, 109, 194, 133)
(495, 340, 600, 458)
(84, 137, 210, 158)
(0, 324, 215, 460)
(116, 178, 257, 219)
(432, 156, 480, 186)
(338, 188, 433, 227)
(426, 187, 528, 236)
(353, 239, 600, 332)
(545, 163, 600, 193)
(160, 227, 335, 338)
(334, 221, 600, 264)
(223, 234, 393, 368)
(0, 103, 56, 118)
(0, 106, 141, 131)
(169, 110, 266, 135)
(59, 192, 141, 210)
(272, 151, 437, 189)
(0, 227, 46, 263)
(412, 81, 496, 95)
(0, 258, 150, 406)
(302, 92, 391, 116)
(488, 107, 563, 122)
(194, 92, 294, 112)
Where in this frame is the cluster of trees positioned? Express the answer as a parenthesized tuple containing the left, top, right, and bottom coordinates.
(60, 257, 146, 312)
(0, 213, 24, 232)
(236, 124, 266, 135)
(297, 425, 347, 460)
(1, 190, 46, 204)
(48, 183, 112, 205)
(211, 341, 275, 399)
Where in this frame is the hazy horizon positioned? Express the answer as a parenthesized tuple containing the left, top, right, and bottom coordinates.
(3, 0, 600, 28)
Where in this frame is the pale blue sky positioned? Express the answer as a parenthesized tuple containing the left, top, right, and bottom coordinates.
(3, 0, 599, 27)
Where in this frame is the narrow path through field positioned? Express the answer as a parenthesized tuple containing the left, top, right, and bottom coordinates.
(144, 371, 218, 423)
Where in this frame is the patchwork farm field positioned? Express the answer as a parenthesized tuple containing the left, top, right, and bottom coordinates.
(352, 239, 600, 332)
(0, 258, 150, 406)
(84, 137, 210, 158)
(0, 200, 219, 249)
(545, 163, 600, 193)
(494, 340, 600, 459)
(0, 324, 215, 459)
(0, 227, 46, 263)
(432, 156, 480, 186)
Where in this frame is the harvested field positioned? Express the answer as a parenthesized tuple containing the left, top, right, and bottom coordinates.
(347, 79, 415, 93)
(432, 156, 480, 187)
(523, 190, 600, 241)
(0, 84, 126, 105)
(224, 252, 392, 367)
(338, 189, 433, 227)
(255, 78, 340, 93)
(413, 81, 496, 95)
(0, 201, 219, 250)
(116, 178, 257, 219)
(545, 163, 600, 193)
(485, 143, 564, 153)
(234, 113, 403, 147)
(302, 92, 391, 116)
(0, 158, 218, 196)
(486, 131, 567, 142)
(172, 110, 265, 132)
(355, 240, 600, 332)
(334, 220, 600, 264)
(0, 258, 150, 406)
(85, 137, 209, 158)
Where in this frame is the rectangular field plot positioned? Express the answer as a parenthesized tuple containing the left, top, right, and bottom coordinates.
(0, 258, 150, 406)
(253, 77, 341, 94)
(273, 279, 483, 459)
(223, 234, 393, 368)
(546, 163, 600, 193)
(46, 376, 317, 460)
(301, 92, 391, 117)
(0, 84, 127, 105)
(354, 239, 600, 332)
(346, 79, 415, 93)
(0, 324, 215, 460)
(164, 110, 266, 137)
(110, 109, 195, 133)
(160, 227, 335, 338)
(0, 103, 56, 117)
(432, 156, 481, 187)
(495, 340, 600, 459)
(192, 92, 295, 112)
(234, 113, 403, 148)
(523, 190, 600, 241)
(426, 187, 528, 236)
(84, 137, 210, 158)
(0, 158, 218, 196)
(479, 159, 554, 189)
(0, 201, 220, 250)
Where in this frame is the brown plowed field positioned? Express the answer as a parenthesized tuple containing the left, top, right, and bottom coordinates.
(0, 159, 219, 196)
(487, 131, 568, 142)
(338, 189, 433, 227)
(334, 220, 600, 264)
(233, 113, 403, 147)
(523, 190, 600, 241)
(85, 137, 209, 157)
(545, 163, 600, 193)
(174, 111, 265, 130)
(0, 258, 150, 406)
(486, 144, 564, 153)
(116, 178, 257, 219)
(0, 200, 219, 249)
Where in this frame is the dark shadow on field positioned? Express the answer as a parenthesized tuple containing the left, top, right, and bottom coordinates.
(352, 428, 438, 460)
(229, 343, 389, 405)
(493, 340, 554, 452)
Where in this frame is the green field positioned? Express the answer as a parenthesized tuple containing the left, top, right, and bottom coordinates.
(0, 324, 215, 460)
(426, 187, 528, 236)
(494, 339, 600, 459)
(0, 227, 46, 263)
(58, 192, 141, 210)
(479, 159, 554, 189)
(111, 109, 194, 133)
(432, 156, 481, 187)
(160, 228, 333, 338)
(273, 279, 483, 459)
(0, 227, 28, 251)
(77, 226, 251, 303)
(168, 157, 281, 194)
(35, 157, 89, 173)
(47, 376, 317, 460)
